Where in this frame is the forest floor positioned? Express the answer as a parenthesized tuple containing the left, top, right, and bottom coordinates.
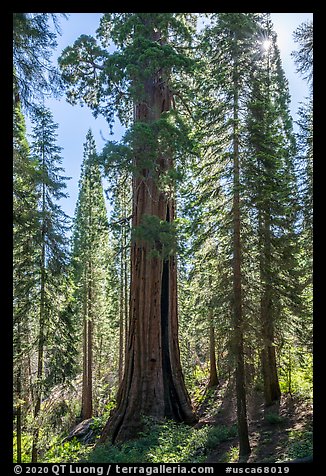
(19, 377, 312, 464)
(196, 379, 313, 463)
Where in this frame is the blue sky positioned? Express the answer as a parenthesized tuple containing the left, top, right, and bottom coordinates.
(26, 13, 313, 221)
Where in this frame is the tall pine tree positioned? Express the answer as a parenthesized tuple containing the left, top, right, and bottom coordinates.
(192, 13, 260, 458)
(72, 130, 110, 420)
(244, 14, 300, 406)
(13, 13, 65, 111)
(29, 106, 71, 462)
(13, 98, 39, 463)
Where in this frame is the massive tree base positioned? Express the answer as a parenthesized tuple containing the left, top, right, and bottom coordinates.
(98, 226, 198, 444)
(98, 250, 198, 445)
(99, 396, 197, 444)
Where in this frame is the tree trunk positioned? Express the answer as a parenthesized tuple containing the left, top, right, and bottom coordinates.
(261, 336, 281, 406)
(97, 334, 103, 382)
(81, 266, 93, 420)
(123, 201, 129, 377)
(87, 309, 93, 418)
(208, 309, 219, 388)
(81, 273, 88, 419)
(16, 340, 22, 463)
(15, 310, 22, 463)
(232, 59, 251, 460)
(31, 176, 46, 463)
(99, 55, 196, 444)
(16, 385, 22, 463)
(260, 215, 281, 407)
(288, 346, 292, 396)
(31, 272, 45, 462)
(118, 251, 124, 383)
(259, 36, 281, 408)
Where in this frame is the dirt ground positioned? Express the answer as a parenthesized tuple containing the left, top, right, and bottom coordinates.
(195, 379, 313, 463)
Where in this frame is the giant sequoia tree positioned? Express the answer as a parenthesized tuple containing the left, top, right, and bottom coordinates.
(12, 12, 313, 464)
(59, 13, 198, 442)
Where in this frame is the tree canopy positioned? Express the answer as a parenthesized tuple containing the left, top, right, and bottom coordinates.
(13, 12, 313, 465)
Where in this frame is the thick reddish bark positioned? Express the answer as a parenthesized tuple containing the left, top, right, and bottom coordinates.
(100, 56, 196, 444)
(100, 181, 196, 442)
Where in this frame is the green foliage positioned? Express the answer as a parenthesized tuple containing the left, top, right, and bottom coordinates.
(13, 433, 33, 463)
(275, 428, 313, 462)
(220, 446, 239, 463)
(186, 365, 210, 407)
(13, 384, 118, 463)
(72, 130, 119, 414)
(206, 425, 237, 449)
(13, 431, 89, 464)
(73, 130, 110, 267)
(132, 214, 177, 260)
(13, 13, 66, 111)
(83, 419, 237, 463)
(264, 413, 285, 425)
(29, 105, 74, 388)
(13, 103, 74, 462)
(13, 99, 40, 406)
(278, 345, 312, 399)
(292, 20, 313, 85)
(100, 112, 194, 192)
(287, 429, 313, 460)
(59, 13, 197, 127)
(14, 12, 313, 466)
(42, 437, 90, 463)
(90, 398, 117, 433)
(15, 417, 218, 464)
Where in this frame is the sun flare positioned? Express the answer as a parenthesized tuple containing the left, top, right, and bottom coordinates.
(262, 39, 271, 51)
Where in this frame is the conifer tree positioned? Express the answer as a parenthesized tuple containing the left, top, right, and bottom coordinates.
(72, 130, 111, 420)
(292, 20, 312, 277)
(13, 13, 65, 111)
(59, 13, 198, 442)
(29, 106, 71, 462)
(292, 20, 313, 87)
(244, 14, 301, 406)
(107, 174, 131, 383)
(193, 13, 259, 459)
(184, 11, 303, 455)
(291, 20, 313, 353)
(13, 98, 39, 464)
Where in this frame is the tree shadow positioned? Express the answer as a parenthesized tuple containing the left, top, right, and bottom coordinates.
(247, 394, 313, 463)
(204, 388, 313, 463)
